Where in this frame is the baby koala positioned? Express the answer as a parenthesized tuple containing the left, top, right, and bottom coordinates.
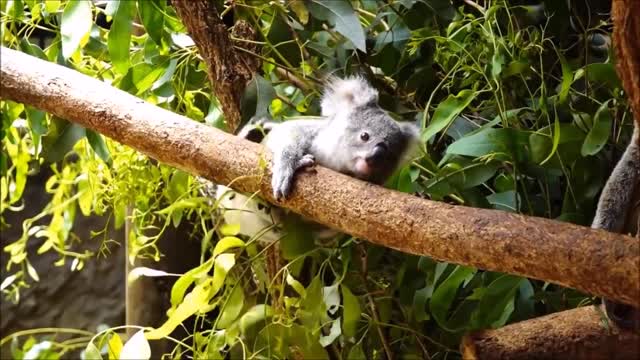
(216, 76, 419, 243)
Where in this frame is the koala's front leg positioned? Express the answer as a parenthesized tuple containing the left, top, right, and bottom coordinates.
(271, 151, 315, 199)
(265, 122, 318, 200)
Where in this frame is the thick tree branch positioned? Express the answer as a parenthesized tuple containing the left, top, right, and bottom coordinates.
(461, 305, 640, 359)
(612, 0, 640, 129)
(1, 47, 639, 306)
(172, 0, 258, 132)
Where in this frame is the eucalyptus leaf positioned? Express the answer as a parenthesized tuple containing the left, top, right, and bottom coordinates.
(423, 90, 476, 142)
(60, 0, 92, 59)
(307, 0, 366, 51)
(108, 0, 135, 74)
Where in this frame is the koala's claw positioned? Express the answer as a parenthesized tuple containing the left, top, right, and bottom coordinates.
(272, 172, 293, 200)
(272, 154, 316, 200)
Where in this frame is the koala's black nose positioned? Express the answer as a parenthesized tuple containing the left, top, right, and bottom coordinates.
(366, 143, 387, 165)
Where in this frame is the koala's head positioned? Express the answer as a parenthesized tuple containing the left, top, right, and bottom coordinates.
(319, 76, 419, 184)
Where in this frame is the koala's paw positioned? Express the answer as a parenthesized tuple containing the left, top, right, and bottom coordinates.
(272, 168, 294, 200)
(272, 155, 315, 200)
(297, 154, 315, 169)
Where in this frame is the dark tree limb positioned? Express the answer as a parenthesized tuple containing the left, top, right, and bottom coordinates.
(1, 47, 639, 307)
(461, 305, 640, 359)
(172, 0, 258, 132)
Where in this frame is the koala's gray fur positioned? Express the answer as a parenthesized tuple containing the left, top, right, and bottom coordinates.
(216, 76, 419, 243)
(591, 124, 639, 232)
(591, 122, 640, 331)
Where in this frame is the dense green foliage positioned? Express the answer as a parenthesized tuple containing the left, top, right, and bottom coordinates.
(0, 0, 633, 359)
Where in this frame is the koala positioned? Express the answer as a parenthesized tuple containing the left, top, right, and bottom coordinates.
(592, 121, 640, 331)
(215, 76, 419, 243)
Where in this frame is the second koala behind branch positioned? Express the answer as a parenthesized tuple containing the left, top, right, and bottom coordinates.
(216, 76, 419, 243)
(591, 121, 640, 331)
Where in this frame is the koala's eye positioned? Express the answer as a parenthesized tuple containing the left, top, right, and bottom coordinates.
(360, 132, 370, 141)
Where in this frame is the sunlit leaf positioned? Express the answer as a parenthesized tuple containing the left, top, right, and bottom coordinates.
(121, 330, 151, 359)
(83, 342, 102, 360)
(107, 333, 123, 360)
(170, 257, 214, 307)
(60, 0, 92, 59)
(128, 267, 173, 283)
(213, 236, 245, 256)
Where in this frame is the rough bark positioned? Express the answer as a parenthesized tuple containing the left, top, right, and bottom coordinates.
(612, 0, 640, 129)
(1, 46, 639, 307)
(171, 0, 258, 132)
(460, 306, 640, 359)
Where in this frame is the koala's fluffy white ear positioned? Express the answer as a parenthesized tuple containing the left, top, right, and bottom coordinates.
(321, 76, 379, 117)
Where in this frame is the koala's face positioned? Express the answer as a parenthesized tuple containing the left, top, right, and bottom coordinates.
(341, 106, 416, 183)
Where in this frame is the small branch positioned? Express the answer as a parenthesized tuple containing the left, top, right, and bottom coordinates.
(461, 305, 640, 359)
(463, 0, 486, 15)
(172, 0, 259, 132)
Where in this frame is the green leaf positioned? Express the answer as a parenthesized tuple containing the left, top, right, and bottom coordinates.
(341, 285, 361, 338)
(540, 113, 561, 165)
(42, 119, 86, 163)
(44, 0, 60, 14)
(60, 0, 92, 59)
(86, 130, 112, 165)
(213, 236, 245, 256)
(216, 284, 244, 329)
(307, 0, 366, 51)
(486, 190, 519, 212)
(211, 253, 236, 297)
(491, 51, 505, 79)
(347, 343, 366, 360)
(422, 90, 476, 142)
(556, 50, 572, 104)
(108, 0, 135, 74)
(238, 304, 273, 335)
(286, 274, 306, 296)
(82, 342, 102, 360)
(470, 275, 522, 329)
(147, 280, 212, 340)
(574, 63, 621, 90)
(446, 128, 529, 159)
(170, 257, 214, 307)
(25, 106, 46, 156)
(137, 0, 165, 46)
(121, 330, 150, 359)
(240, 75, 276, 123)
(430, 265, 476, 331)
(19, 38, 47, 60)
(107, 333, 123, 360)
(581, 101, 612, 156)
(280, 215, 316, 260)
(77, 174, 93, 216)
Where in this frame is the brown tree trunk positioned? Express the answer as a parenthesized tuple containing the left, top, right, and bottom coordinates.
(612, 0, 640, 129)
(460, 306, 640, 360)
(171, 0, 259, 133)
(1, 46, 639, 307)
